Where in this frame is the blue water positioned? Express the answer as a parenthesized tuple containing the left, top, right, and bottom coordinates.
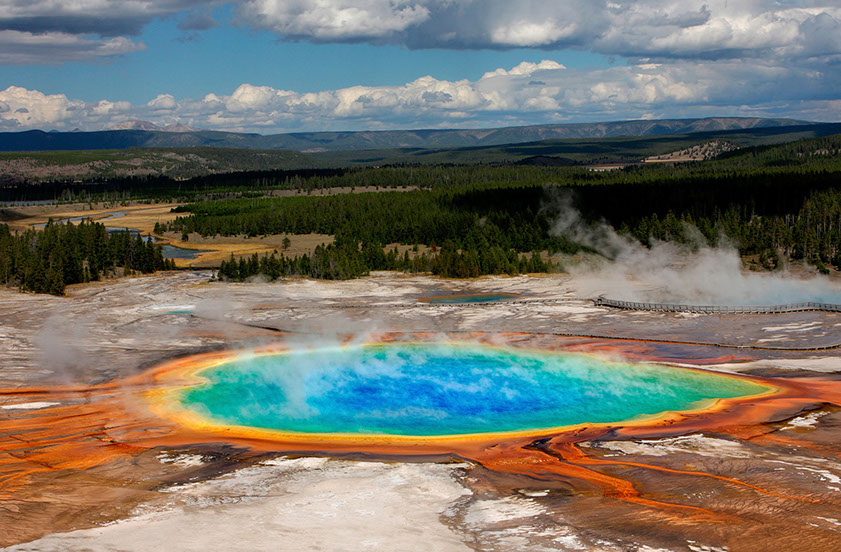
(426, 293, 519, 304)
(34, 216, 88, 228)
(161, 244, 209, 260)
(180, 344, 768, 436)
(99, 211, 126, 220)
(32, 218, 201, 260)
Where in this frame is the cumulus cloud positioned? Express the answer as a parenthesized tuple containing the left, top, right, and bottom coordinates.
(0, 86, 135, 130)
(148, 93, 178, 110)
(0, 0, 210, 63)
(236, 0, 841, 62)
(2, 57, 839, 133)
(0, 86, 85, 128)
(0, 1, 212, 36)
(482, 60, 566, 79)
(237, 0, 432, 41)
(0, 0, 839, 70)
(0, 30, 145, 64)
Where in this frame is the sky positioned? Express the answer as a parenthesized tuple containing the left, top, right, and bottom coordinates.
(0, 1, 839, 134)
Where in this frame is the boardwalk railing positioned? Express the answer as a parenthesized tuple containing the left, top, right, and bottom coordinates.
(594, 297, 841, 314)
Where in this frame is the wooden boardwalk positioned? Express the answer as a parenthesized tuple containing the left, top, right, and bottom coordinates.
(595, 297, 841, 314)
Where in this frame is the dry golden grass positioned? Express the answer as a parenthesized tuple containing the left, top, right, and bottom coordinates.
(105, 206, 181, 234)
(9, 202, 182, 232)
(11, 202, 335, 268)
(158, 232, 334, 268)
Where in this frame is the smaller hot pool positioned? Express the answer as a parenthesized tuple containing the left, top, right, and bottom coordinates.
(422, 293, 520, 304)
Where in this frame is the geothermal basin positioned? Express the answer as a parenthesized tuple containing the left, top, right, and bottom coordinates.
(170, 343, 772, 439)
(4, 272, 841, 551)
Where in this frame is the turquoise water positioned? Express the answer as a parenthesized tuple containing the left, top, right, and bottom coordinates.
(426, 293, 519, 304)
(179, 344, 768, 437)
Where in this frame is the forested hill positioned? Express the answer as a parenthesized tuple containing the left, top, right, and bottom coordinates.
(5, 132, 841, 203)
(0, 117, 818, 153)
(315, 123, 841, 166)
(0, 147, 325, 183)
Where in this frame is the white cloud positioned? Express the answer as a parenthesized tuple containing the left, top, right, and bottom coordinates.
(0, 86, 85, 128)
(0, 0, 839, 82)
(0, 1, 212, 35)
(234, 0, 841, 63)
(482, 60, 566, 79)
(0, 0, 208, 63)
(226, 84, 284, 111)
(147, 93, 177, 110)
(89, 99, 132, 116)
(489, 20, 579, 48)
(0, 86, 140, 130)
(225, 1, 841, 130)
(2, 57, 839, 133)
(0, 30, 145, 64)
(1, 1, 840, 68)
(602, 2, 841, 60)
(237, 0, 431, 41)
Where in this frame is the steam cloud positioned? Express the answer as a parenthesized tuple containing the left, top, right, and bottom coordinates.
(546, 190, 841, 306)
(34, 315, 92, 382)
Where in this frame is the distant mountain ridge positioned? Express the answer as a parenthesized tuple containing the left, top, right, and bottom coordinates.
(110, 120, 200, 132)
(0, 117, 819, 153)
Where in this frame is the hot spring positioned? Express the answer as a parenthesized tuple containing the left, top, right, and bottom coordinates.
(422, 293, 520, 304)
(177, 343, 771, 438)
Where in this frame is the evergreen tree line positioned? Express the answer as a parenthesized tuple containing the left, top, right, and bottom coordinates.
(169, 173, 841, 275)
(0, 220, 175, 295)
(625, 187, 841, 271)
(1, 164, 577, 203)
(165, 170, 841, 258)
(218, 239, 551, 282)
(164, 185, 581, 255)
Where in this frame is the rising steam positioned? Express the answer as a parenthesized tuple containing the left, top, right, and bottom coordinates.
(34, 315, 91, 382)
(546, 190, 841, 305)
